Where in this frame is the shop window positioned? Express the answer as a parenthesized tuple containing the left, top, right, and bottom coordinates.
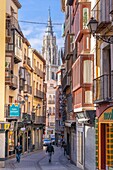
(9, 130, 14, 155)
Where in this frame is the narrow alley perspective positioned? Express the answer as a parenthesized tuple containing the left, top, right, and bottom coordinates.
(4, 146, 80, 170)
(1, 0, 113, 170)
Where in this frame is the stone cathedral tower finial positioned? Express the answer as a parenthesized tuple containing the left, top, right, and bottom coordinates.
(45, 7, 53, 36)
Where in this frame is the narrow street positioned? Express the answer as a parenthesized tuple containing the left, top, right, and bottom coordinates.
(3, 146, 81, 170)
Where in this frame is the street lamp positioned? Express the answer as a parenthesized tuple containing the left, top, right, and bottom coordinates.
(87, 17, 113, 44)
(24, 94, 28, 101)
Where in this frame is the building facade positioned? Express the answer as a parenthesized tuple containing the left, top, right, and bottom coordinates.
(55, 67, 65, 145)
(0, 0, 7, 167)
(60, 0, 96, 169)
(4, 0, 46, 160)
(90, 0, 113, 169)
(42, 10, 60, 138)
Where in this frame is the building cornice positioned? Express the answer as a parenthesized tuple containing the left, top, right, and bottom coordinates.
(61, 0, 65, 12)
(33, 50, 46, 64)
(12, 0, 21, 9)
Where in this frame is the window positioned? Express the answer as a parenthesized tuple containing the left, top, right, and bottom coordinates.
(9, 96, 13, 103)
(83, 8, 89, 29)
(50, 84, 54, 87)
(40, 64, 42, 70)
(51, 72, 54, 80)
(53, 95, 55, 100)
(85, 91, 92, 104)
(28, 102, 30, 113)
(83, 60, 93, 83)
(49, 107, 51, 113)
(36, 82, 38, 89)
(49, 95, 52, 100)
(39, 84, 41, 90)
(53, 107, 55, 113)
(37, 62, 39, 68)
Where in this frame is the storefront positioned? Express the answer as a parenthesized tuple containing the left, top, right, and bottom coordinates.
(8, 130, 15, 156)
(97, 106, 113, 170)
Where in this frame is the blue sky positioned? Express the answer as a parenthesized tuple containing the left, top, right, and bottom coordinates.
(19, 0, 64, 52)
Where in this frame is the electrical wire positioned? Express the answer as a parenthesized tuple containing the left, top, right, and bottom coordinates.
(19, 20, 62, 26)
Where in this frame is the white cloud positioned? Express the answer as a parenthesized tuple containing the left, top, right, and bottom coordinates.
(20, 23, 64, 52)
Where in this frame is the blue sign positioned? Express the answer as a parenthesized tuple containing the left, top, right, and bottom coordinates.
(10, 104, 20, 117)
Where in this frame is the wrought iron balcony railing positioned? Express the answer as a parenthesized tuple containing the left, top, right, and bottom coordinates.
(93, 74, 113, 103)
(48, 100, 55, 104)
(62, 73, 70, 92)
(34, 89, 44, 99)
(24, 84, 32, 94)
(11, 16, 21, 32)
(91, 0, 111, 33)
(64, 34, 74, 60)
(35, 116, 46, 124)
(24, 55, 31, 67)
(5, 70, 18, 90)
(6, 43, 13, 52)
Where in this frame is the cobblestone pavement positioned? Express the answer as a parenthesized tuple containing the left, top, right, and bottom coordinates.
(1, 146, 81, 170)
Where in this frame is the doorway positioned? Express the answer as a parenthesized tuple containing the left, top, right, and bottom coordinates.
(101, 123, 113, 170)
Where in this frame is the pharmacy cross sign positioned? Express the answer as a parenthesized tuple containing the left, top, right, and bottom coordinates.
(10, 104, 20, 117)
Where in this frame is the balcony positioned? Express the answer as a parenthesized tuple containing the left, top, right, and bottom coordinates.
(14, 45, 22, 64)
(62, 73, 70, 92)
(6, 43, 13, 52)
(31, 112, 35, 122)
(67, 0, 74, 6)
(19, 67, 26, 80)
(48, 100, 55, 104)
(92, 0, 111, 33)
(24, 84, 32, 94)
(11, 16, 21, 32)
(35, 116, 46, 124)
(6, 16, 12, 43)
(35, 67, 40, 76)
(40, 70, 43, 79)
(34, 89, 44, 99)
(24, 55, 31, 68)
(22, 113, 31, 123)
(64, 34, 74, 60)
(5, 70, 18, 90)
(4, 104, 10, 118)
(93, 74, 113, 103)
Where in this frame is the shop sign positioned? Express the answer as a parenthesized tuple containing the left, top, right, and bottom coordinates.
(0, 123, 10, 130)
(99, 107, 113, 122)
(10, 104, 20, 117)
(104, 109, 113, 120)
(4, 123, 10, 130)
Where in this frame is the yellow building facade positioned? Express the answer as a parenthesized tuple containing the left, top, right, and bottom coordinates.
(3, 0, 46, 161)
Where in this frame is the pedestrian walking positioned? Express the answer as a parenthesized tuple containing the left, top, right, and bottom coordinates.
(15, 142, 22, 163)
(46, 143, 54, 162)
(63, 142, 67, 156)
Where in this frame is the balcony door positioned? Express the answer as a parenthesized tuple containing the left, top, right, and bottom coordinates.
(102, 45, 111, 99)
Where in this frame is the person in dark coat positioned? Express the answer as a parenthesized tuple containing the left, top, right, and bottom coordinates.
(15, 142, 22, 163)
(63, 142, 67, 156)
(46, 143, 54, 162)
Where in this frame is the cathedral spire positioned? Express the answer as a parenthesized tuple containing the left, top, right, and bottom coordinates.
(45, 8, 53, 36)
